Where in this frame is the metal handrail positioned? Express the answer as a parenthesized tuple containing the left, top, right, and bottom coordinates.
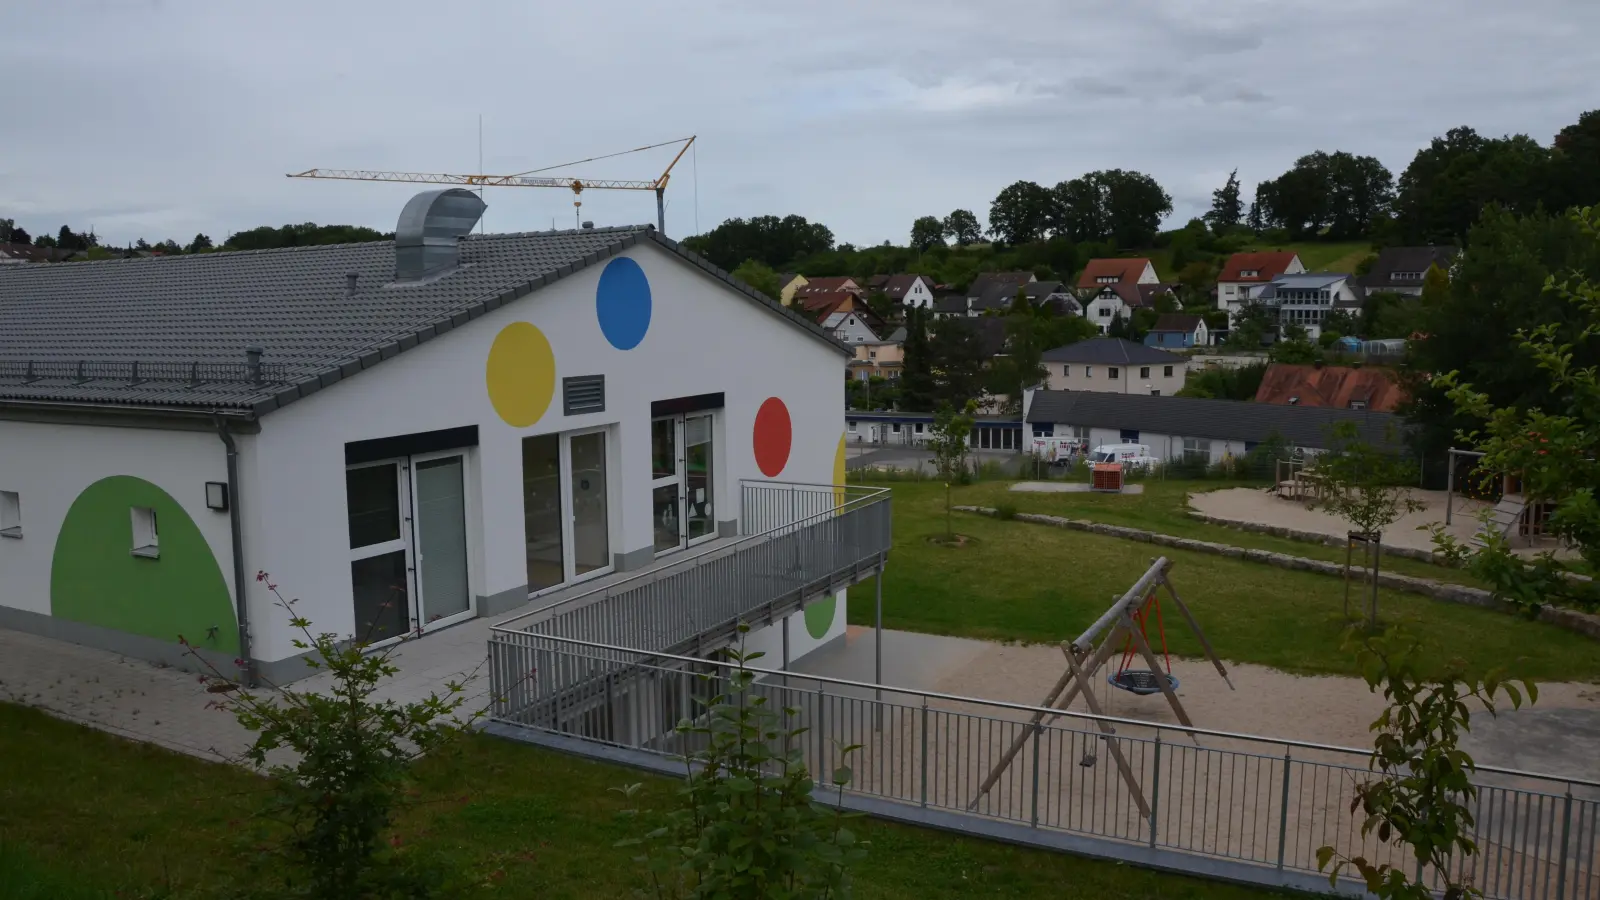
(495, 629, 1600, 791)
(490, 481, 891, 633)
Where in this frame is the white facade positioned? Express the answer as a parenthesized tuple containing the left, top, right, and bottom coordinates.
(1269, 276, 1363, 340)
(1084, 288, 1134, 333)
(1029, 422, 1247, 465)
(823, 312, 881, 345)
(1048, 359, 1188, 396)
(0, 241, 852, 676)
(1218, 255, 1305, 320)
(898, 276, 936, 309)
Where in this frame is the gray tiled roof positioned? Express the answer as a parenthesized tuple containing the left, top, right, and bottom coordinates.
(0, 227, 846, 416)
(1025, 389, 1405, 450)
(1360, 246, 1458, 289)
(1040, 337, 1183, 365)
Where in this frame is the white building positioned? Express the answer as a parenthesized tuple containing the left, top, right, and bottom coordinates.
(1039, 338, 1188, 396)
(1217, 251, 1304, 323)
(0, 189, 881, 684)
(1022, 388, 1404, 464)
(876, 274, 937, 309)
(822, 310, 881, 345)
(1254, 272, 1365, 340)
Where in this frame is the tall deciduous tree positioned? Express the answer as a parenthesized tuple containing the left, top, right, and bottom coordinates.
(910, 215, 946, 251)
(729, 258, 783, 300)
(7, 224, 28, 245)
(1254, 151, 1393, 240)
(1550, 110, 1600, 214)
(1052, 169, 1173, 247)
(942, 209, 983, 246)
(679, 215, 834, 271)
(987, 180, 1054, 245)
(1401, 206, 1600, 460)
(1204, 169, 1244, 233)
(927, 318, 986, 407)
(186, 233, 214, 253)
(1393, 126, 1551, 245)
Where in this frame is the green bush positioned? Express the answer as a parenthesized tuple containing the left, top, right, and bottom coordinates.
(994, 502, 1018, 521)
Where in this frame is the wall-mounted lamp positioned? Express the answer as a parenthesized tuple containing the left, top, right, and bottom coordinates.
(205, 482, 230, 512)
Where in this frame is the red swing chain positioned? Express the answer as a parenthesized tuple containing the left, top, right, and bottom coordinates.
(1116, 592, 1173, 676)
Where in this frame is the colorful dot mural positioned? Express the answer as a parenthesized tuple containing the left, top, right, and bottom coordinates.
(485, 322, 556, 427)
(804, 594, 837, 639)
(51, 476, 238, 653)
(752, 397, 792, 477)
(833, 433, 848, 507)
(596, 257, 652, 350)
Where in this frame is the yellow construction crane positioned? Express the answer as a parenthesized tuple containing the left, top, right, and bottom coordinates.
(287, 136, 696, 234)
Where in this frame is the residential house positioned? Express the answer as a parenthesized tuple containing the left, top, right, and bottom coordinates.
(968, 271, 1036, 299)
(876, 274, 937, 309)
(1076, 258, 1159, 290)
(1359, 246, 1459, 296)
(1253, 363, 1406, 412)
(1253, 273, 1364, 340)
(1216, 251, 1304, 321)
(0, 188, 865, 682)
(1083, 283, 1178, 334)
(847, 325, 904, 382)
(1039, 337, 1187, 396)
(1075, 258, 1169, 333)
(793, 276, 862, 299)
(1143, 313, 1209, 349)
(1023, 388, 1404, 463)
(821, 308, 887, 346)
(0, 244, 45, 265)
(775, 272, 808, 306)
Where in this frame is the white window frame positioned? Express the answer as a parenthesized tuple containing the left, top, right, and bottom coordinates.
(130, 505, 160, 558)
(0, 490, 20, 538)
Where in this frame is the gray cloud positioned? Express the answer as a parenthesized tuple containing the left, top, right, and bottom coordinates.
(2, 0, 1596, 248)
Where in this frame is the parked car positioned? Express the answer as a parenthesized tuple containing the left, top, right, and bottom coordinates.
(1089, 443, 1158, 471)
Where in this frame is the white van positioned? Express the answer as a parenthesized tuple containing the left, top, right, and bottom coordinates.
(1088, 443, 1158, 471)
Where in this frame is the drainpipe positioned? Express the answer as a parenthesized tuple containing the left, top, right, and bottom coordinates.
(215, 415, 256, 687)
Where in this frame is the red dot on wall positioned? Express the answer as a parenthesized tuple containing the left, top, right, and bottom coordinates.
(752, 397, 792, 477)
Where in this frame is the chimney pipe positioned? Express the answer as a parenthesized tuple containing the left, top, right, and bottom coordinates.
(245, 345, 263, 383)
(346, 272, 359, 298)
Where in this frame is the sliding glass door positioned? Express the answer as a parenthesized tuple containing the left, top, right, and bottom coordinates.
(523, 427, 615, 596)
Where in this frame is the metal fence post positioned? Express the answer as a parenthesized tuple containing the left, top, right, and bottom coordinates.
(1030, 724, 1041, 828)
(816, 684, 826, 787)
(1149, 732, 1162, 848)
(1276, 748, 1293, 871)
(1556, 790, 1573, 900)
(919, 697, 929, 808)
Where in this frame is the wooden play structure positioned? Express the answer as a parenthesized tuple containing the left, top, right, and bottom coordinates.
(1273, 456, 1336, 503)
(968, 557, 1234, 814)
(1446, 448, 1554, 548)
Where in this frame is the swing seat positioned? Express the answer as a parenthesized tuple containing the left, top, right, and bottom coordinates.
(1108, 669, 1179, 696)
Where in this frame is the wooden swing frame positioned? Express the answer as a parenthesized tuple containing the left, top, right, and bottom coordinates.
(968, 556, 1235, 814)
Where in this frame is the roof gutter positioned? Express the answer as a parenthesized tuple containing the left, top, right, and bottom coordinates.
(214, 415, 256, 687)
(0, 398, 261, 433)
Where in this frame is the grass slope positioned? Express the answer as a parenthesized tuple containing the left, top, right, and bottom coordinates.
(0, 703, 1278, 900)
(847, 481, 1600, 681)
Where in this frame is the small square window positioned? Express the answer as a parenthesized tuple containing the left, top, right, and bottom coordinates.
(1109, 367, 1120, 379)
(131, 506, 160, 558)
(0, 490, 20, 538)
(1163, 365, 1174, 377)
(1140, 366, 1150, 379)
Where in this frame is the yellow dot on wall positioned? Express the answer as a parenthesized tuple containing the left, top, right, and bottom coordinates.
(833, 433, 847, 509)
(485, 322, 556, 428)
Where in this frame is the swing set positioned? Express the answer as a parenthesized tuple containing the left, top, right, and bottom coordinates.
(969, 556, 1234, 815)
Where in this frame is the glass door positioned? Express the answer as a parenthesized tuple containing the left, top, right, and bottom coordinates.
(651, 417, 684, 554)
(522, 434, 565, 593)
(346, 461, 411, 644)
(411, 453, 472, 630)
(650, 413, 718, 555)
(566, 430, 611, 578)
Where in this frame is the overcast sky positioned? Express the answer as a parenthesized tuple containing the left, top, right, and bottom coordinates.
(3, 0, 1596, 248)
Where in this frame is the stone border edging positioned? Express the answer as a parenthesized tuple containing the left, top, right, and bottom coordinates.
(955, 506, 1600, 641)
(1186, 511, 1442, 563)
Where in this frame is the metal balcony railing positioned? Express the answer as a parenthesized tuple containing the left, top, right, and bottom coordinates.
(497, 636, 1600, 900)
(488, 481, 892, 725)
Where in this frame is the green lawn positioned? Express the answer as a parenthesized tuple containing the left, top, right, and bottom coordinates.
(847, 481, 1600, 682)
(0, 703, 1278, 900)
(1148, 240, 1371, 281)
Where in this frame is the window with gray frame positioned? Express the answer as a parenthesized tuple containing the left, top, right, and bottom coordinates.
(1182, 437, 1212, 464)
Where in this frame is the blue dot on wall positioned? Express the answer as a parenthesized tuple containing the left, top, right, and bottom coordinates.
(596, 257, 652, 350)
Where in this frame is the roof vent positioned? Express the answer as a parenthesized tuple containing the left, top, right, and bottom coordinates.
(346, 272, 359, 298)
(581, 220, 594, 230)
(394, 188, 486, 282)
(245, 345, 264, 383)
